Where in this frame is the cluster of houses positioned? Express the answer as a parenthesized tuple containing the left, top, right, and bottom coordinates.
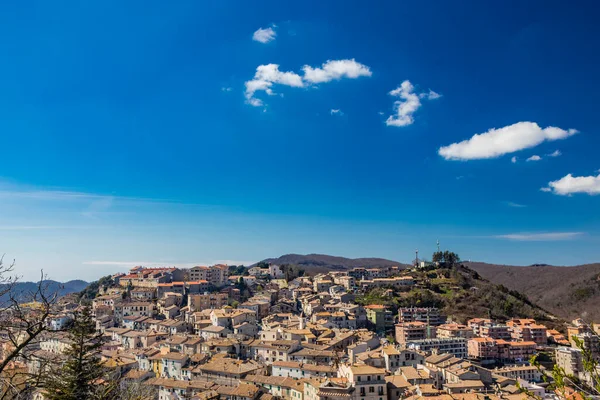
(4, 263, 600, 400)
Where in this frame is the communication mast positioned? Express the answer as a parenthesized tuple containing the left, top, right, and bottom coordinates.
(415, 249, 419, 267)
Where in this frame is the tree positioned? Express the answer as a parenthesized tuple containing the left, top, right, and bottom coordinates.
(443, 251, 460, 268)
(431, 250, 460, 269)
(527, 322, 600, 399)
(0, 257, 60, 399)
(41, 307, 112, 400)
(112, 379, 157, 400)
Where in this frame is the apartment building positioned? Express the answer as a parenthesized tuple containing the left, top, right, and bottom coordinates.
(398, 307, 445, 326)
(555, 346, 584, 377)
(468, 337, 536, 362)
(468, 337, 498, 360)
(466, 318, 492, 336)
(436, 323, 474, 339)
(188, 292, 229, 311)
(507, 319, 547, 345)
(570, 332, 600, 360)
(365, 305, 394, 335)
(480, 324, 511, 340)
(404, 338, 468, 359)
(189, 264, 228, 287)
(395, 322, 435, 344)
(496, 339, 537, 362)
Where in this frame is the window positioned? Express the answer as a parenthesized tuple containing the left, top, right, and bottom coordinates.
(369, 387, 374, 393)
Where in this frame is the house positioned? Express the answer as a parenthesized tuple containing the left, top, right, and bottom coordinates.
(249, 340, 301, 364)
(288, 348, 337, 365)
(199, 325, 231, 340)
(381, 346, 424, 372)
(130, 287, 156, 300)
(190, 358, 266, 383)
(385, 375, 411, 400)
(148, 377, 217, 400)
(338, 364, 387, 400)
(159, 352, 189, 379)
(271, 361, 337, 379)
(241, 375, 303, 400)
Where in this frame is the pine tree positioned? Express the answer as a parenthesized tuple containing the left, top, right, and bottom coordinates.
(42, 307, 110, 400)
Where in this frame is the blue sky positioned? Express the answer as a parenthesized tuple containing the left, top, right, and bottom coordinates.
(1, 0, 599, 281)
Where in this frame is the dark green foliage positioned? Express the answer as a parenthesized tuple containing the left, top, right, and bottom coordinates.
(228, 265, 248, 276)
(571, 286, 595, 301)
(431, 251, 460, 269)
(278, 264, 306, 282)
(78, 275, 114, 300)
(42, 307, 112, 400)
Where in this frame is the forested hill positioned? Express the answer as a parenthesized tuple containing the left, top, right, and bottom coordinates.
(355, 263, 561, 327)
(255, 253, 410, 274)
(466, 262, 600, 322)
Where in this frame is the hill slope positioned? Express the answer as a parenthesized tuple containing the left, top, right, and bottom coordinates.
(255, 253, 409, 274)
(0, 280, 89, 302)
(466, 262, 600, 322)
(356, 264, 560, 327)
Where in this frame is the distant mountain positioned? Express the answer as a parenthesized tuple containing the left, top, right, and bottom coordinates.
(466, 262, 600, 322)
(254, 253, 409, 274)
(0, 280, 89, 302)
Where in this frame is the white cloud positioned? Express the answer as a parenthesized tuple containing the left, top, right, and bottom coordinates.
(420, 89, 442, 100)
(438, 122, 578, 161)
(330, 109, 343, 116)
(302, 59, 372, 84)
(548, 150, 562, 157)
(494, 232, 584, 241)
(252, 26, 276, 43)
(506, 201, 526, 208)
(245, 59, 371, 107)
(385, 81, 420, 127)
(221, 87, 233, 92)
(511, 156, 517, 163)
(385, 80, 440, 127)
(244, 64, 304, 107)
(527, 155, 542, 162)
(543, 173, 600, 196)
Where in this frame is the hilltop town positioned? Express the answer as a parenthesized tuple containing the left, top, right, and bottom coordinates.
(4, 259, 600, 400)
